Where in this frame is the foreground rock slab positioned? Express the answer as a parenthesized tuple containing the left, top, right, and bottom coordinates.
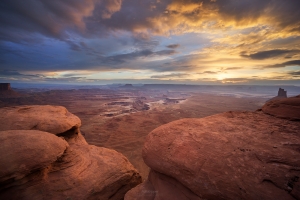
(0, 105, 142, 200)
(0, 130, 68, 186)
(0, 105, 81, 134)
(141, 111, 300, 200)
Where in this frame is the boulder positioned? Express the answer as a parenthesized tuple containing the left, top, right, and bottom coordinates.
(141, 111, 300, 200)
(0, 105, 142, 199)
(0, 105, 81, 134)
(262, 95, 300, 120)
(0, 130, 141, 200)
(0, 130, 68, 187)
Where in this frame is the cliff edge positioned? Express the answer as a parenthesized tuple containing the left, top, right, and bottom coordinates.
(126, 96, 300, 200)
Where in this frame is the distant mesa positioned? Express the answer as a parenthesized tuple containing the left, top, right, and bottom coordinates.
(0, 83, 11, 91)
(0, 83, 19, 97)
(121, 84, 133, 88)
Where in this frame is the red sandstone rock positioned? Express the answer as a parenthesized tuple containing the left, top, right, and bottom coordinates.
(0, 105, 81, 134)
(0, 130, 141, 200)
(0, 105, 142, 199)
(0, 130, 68, 186)
(262, 95, 300, 120)
(142, 111, 300, 200)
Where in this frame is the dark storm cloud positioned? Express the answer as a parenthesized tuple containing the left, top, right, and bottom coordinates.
(166, 44, 180, 49)
(264, 60, 300, 68)
(1, 0, 299, 43)
(241, 49, 300, 60)
(0, 0, 97, 42)
(101, 49, 176, 64)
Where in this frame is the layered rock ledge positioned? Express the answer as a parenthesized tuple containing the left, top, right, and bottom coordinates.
(0, 105, 142, 200)
(126, 96, 300, 200)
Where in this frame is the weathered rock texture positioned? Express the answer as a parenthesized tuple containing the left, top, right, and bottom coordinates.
(262, 95, 300, 120)
(0, 83, 11, 91)
(127, 97, 300, 200)
(0, 105, 142, 200)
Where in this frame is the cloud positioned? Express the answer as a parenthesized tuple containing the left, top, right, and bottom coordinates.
(221, 78, 249, 83)
(264, 60, 300, 68)
(288, 71, 300, 77)
(241, 49, 300, 60)
(222, 67, 243, 70)
(0, 70, 44, 78)
(100, 0, 122, 19)
(151, 73, 190, 79)
(166, 44, 180, 49)
(100, 49, 176, 64)
(197, 71, 219, 74)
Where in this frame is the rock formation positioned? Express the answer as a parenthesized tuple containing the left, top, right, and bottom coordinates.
(0, 83, 18, 97)
(0, 83, 11, 91)
(267, 88, 288, 102)
(278, 88, 287, 97)
(133, 100, 150, 111)
(126, 96, 300, 200)
(0, 105, 142, 199)
(262, 95, 300, 120)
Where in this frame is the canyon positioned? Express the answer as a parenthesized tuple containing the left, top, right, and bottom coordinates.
(0, 84, 300, 199)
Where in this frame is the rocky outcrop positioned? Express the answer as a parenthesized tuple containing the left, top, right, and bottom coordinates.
(267, 88, 288, 102)
(0, 105, 142, 200)
(0, 105, 81, 135)
(127, 97, 300, 200)
(262, 95, 300, 120)
(278, 88, 287, 97)
(133, 100, 150, 111)
(0, 130, 68, 186)
(0, 83, 11, 91)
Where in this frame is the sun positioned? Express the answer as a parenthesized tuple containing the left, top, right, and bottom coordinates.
(216, 73, 227, 81)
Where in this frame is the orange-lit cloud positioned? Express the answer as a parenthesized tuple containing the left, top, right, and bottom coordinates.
(0, 0, 300, 84)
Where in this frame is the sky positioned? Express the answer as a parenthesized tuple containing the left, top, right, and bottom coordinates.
(0, 0, 300, 85)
